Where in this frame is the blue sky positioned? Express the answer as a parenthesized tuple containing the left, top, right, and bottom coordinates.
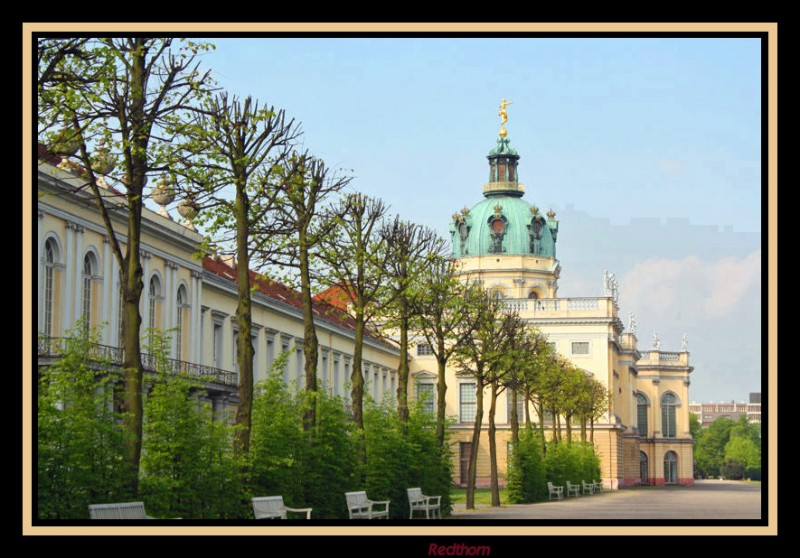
(196, 37, 762, 403)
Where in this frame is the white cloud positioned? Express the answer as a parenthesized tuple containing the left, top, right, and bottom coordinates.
(620, 250, 761, 320)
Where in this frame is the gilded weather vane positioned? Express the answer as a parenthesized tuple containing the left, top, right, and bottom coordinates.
(498, 98, 512, 137)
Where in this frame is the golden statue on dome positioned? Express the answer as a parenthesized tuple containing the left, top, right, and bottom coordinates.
(498, 98, 513, 137)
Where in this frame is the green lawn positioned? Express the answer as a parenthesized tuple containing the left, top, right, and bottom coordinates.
(451, 487, 507, 506)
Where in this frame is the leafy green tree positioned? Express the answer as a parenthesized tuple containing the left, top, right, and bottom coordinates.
(689, 412, 702, 440)
(506, 425, 546, 503)
(38, 38, 215, 492)
(37, 323, 129, 518)
(694, 416, 736, 478)
(410, 255, 476, 447)
(139, 329, 246, 519)
(450, 285, 505, 509)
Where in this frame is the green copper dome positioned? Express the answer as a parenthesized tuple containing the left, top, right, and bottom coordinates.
(449, 135, 559, 258)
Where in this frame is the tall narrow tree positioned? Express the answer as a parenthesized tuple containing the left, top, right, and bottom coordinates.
(317, 193, 392, 447)
(175, 93, 300, 454)
(381, 218, 445, 425)
(261, 153, 352, 431)
(411, 257, 476, 447)
(38, 38, 215, 493)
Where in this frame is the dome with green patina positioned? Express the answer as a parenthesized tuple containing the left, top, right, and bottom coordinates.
(449, 136, 559, 258)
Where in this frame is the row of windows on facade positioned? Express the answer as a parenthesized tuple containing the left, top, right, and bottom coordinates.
(416, 341, 589, 357)
(42, 237, 398, 405)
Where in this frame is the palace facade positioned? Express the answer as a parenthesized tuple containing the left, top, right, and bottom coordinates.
(36, 125, 694, 489)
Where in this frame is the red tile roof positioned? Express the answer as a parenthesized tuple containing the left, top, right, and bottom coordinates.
(313, 283, 353, 311)
(202, 256, 396, 350)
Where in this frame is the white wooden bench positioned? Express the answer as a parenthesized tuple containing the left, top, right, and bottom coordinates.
(252, 496, 312, 519)
(582, 480, 595, 495)
(89, 502, 156, 519)
(565, 481, 580, 497)
(547, 482, 564, 501)
(593, 480, 604, 493)
(345, 491, 390, 519)
(407, 487, 441, 519)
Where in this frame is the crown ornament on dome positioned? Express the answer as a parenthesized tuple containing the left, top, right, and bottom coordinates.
(493, 204, 504, 218)
(460, 207, 470, 215)
(547, 209, 556, 219)
(531, 206, 539, 215)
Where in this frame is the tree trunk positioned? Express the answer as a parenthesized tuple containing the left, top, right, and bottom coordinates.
(120, 259, 143, 495)
(524, 387, 532, 428)
(510, 388, 520, 447)
(488, 382, 500, 507)
(565, 412, 573, 444)
(435, 339, 447, 448)
(466, 376, 483, 510)
(396, 308, 410, 424)
(590, 417, 595, 443)
(351, 309, 366, 464)
(233, 185, 254, 455)
(299, 234, 318, 432)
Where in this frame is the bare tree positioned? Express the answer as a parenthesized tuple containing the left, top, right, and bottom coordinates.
(174, 92, 300, 454)
(258, 153, 352, 431)
(380, 218, 445, 425)
(317, 193, 392, 451)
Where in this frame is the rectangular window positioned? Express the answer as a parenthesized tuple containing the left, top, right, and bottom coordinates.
(321, 353, 329, 392)
(459, 383, 477, 423)
(344, 361, 351, 403)
(416, 383, 435, 416)
(571, 341, 590, 355)
(662, 406, 677, 438)
(390, 373, 396, 401)
(296, 345, 304, 389)
(213, 323, 222, 368)
(281, 338, 291, 385)
(232, 331, 239, 375)
(638, 404, 649, 437)
(333, 357, 340, 397)
(266, 336, 275, 372)
(417, 343, 434, 356)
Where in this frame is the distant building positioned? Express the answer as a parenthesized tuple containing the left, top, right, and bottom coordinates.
(688, 392, 761, 427)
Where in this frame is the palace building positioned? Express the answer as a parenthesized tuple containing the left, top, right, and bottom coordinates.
(409, 119, 694, 488)
(36, 106, 694, 490)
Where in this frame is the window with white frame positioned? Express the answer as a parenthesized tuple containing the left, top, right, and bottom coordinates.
(416, 382, 435, 416)
(571, 341, 590, 355)
(661, 392, 678, 438)
(637, 393, 649, 437)
(43, 239, 58, 338)
(148, 275, 162, 332)
(459, 383, 477, 422)
(417, 343, 434, 356)
(81, 253, 95, 331)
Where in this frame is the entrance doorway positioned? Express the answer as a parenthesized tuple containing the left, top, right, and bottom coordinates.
(640, 451, 649, 484)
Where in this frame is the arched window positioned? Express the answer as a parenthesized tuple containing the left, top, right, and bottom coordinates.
(528, 290, 539, 299)
(489, 287, 506, 300)
(637, 393, 649, 437)
(81, 253, 97, 331)
(640, 451, 649, 484)
(148, 275, 162, 331)
(661, 392, 679, 438)
(43, 238, 59, 338)
(664, 451, 678, 484)
(176, 284, 188, 360)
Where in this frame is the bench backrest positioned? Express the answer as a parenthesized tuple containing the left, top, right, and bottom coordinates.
(407, 488, 423, 503)
(252, 496, 285, 517)
(345, 491, 369, 509)
(89, 502, 149, 519)
(547, 482, 556, 491)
